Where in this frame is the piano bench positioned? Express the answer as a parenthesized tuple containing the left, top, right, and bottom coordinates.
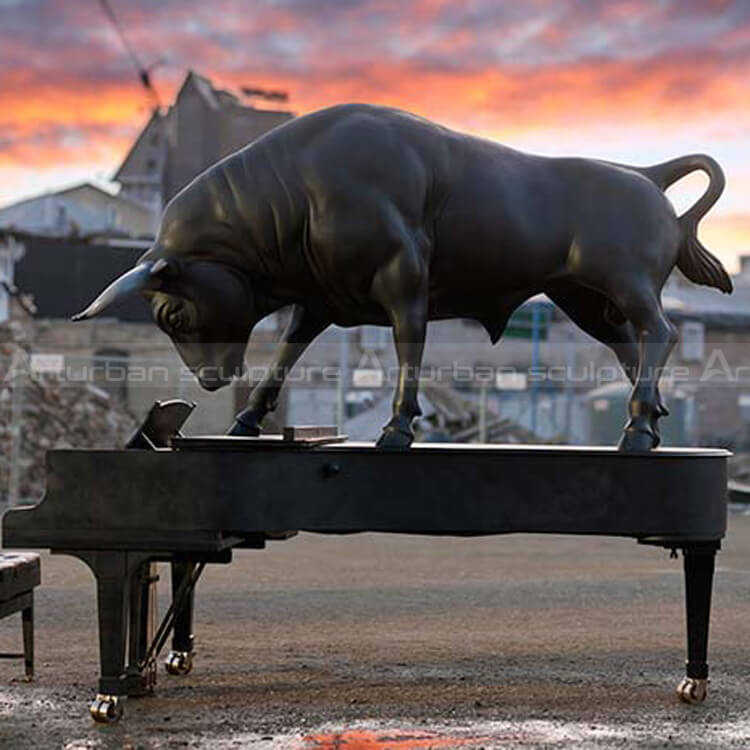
(0, 552, 40, 680)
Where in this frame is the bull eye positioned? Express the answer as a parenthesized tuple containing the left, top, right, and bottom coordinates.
(155, 297, 197, 336)
(167, 308, 183, 331)
(155, 300, 182, 334)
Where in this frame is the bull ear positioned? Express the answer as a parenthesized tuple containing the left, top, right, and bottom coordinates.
(71, 261, 163, 321)
(148, 257, 184, 285)
(150, 258, 169, 276)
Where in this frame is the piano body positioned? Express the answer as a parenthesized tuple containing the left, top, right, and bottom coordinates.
(1, 403, 729, 722)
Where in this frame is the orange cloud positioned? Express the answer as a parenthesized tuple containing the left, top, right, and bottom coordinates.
(0, 70, 149, 168)
(1, 0, 749, 265)
(2, 55, 748, 182)
(211, 52, 750, 139)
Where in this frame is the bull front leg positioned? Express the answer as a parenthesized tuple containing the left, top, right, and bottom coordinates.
(372, 249, 428, 450)
(228, 305, 329, 436)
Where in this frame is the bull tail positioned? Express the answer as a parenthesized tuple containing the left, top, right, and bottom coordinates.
(638, 154, 732, 294)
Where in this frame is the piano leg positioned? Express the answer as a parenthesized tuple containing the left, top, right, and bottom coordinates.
(165, 561, 196, 675)
(70, 550, 151, 722)
(677, 544, 717, 704)
(125, 561, 158, 696)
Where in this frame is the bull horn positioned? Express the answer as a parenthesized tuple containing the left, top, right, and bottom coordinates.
(71, 261, 161, 321)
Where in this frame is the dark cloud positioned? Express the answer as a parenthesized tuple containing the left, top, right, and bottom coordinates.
(1, 1, 749, 170)
(4, 0, 749, 82)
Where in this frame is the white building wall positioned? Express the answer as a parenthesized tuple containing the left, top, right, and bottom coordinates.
(0, 237, 25, 323)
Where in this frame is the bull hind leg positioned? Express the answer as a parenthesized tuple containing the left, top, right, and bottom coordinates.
(612, 286, 677, 451)
(546, 282, 669, 439)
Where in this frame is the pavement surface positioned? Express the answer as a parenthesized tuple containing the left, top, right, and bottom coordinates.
(1, 510, 750, 749)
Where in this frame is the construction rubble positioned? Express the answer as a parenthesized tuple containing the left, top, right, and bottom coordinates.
(418, 383, 555, 443)
(0, 320, 137, 505)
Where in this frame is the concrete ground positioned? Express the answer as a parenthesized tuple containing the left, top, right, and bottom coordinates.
(1, 510, 749, 749)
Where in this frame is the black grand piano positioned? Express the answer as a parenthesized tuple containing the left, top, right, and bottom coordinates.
(2, 401, 728, 722)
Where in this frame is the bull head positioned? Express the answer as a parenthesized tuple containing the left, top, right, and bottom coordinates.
(73, 257, 258, 391)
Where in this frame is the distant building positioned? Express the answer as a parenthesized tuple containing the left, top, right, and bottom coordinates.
(0, 183, 154, 239)
(0, 71, 294, 241)
(0, 228, 281, 435)
(114, 70, 294, 220)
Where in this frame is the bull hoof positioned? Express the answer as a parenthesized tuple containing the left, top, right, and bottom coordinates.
(226, 418, 261, 437)
(376, 417, 414, 450)
(618, 427, 659, 452)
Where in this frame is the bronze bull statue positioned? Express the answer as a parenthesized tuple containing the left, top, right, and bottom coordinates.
(74, 103, 731, 450)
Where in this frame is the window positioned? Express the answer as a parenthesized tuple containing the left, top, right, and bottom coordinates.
(56, 203, 67, 229)
(359, 325, 388, 351)
(680, 321, 704, 362)
(739, 394, 750, 423)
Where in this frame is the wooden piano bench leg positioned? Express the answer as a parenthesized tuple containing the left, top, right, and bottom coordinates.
(0, 590, 34, 681)
(677, 543, 718, 705)
(165, 561, 196, 676)
(0, 552, 40, 681)
(21, 600, 33, 681)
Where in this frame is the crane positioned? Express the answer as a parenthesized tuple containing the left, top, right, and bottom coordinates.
(97, 0, 164, 110)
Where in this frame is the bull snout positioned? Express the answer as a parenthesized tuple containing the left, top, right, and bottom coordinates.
(195, 365, 229, 391)
(194, 358, 245, 391)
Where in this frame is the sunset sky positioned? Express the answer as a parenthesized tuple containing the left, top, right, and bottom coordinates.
(1, 0, 748, 269)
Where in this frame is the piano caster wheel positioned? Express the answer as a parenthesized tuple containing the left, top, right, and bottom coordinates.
(90, 693, 123, 723)
(677, 677, 708, 704)
(165, 650, 193, 675)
